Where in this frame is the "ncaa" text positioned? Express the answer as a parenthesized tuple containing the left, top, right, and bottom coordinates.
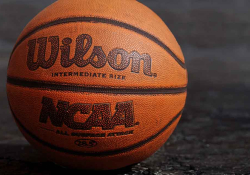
(39, 96, 137, 130)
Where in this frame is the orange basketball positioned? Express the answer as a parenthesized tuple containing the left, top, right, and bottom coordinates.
(7, 0, 187, 170)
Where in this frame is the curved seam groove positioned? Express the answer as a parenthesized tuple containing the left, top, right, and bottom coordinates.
(10, 104, 183, 157)
(10, 17, 186, 69)
(7, 76, 187, 95)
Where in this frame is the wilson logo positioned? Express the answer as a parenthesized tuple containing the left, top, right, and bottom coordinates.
(27, 34, 157, 77)
(39, 96, 137, 130)
(74, 139, 97, 148)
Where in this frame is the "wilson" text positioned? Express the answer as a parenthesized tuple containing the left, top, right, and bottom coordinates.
(27, 34, 157, 77)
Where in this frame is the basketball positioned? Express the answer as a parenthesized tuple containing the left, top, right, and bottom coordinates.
(7, 0, 187, 170)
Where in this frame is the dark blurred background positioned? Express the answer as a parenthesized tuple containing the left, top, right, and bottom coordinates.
(0, 0, 250, 174)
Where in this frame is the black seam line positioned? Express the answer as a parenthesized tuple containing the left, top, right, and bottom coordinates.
(10, 103, 183, 157)
(10, 17, 186, 69)
(7, 77, 187, 95)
